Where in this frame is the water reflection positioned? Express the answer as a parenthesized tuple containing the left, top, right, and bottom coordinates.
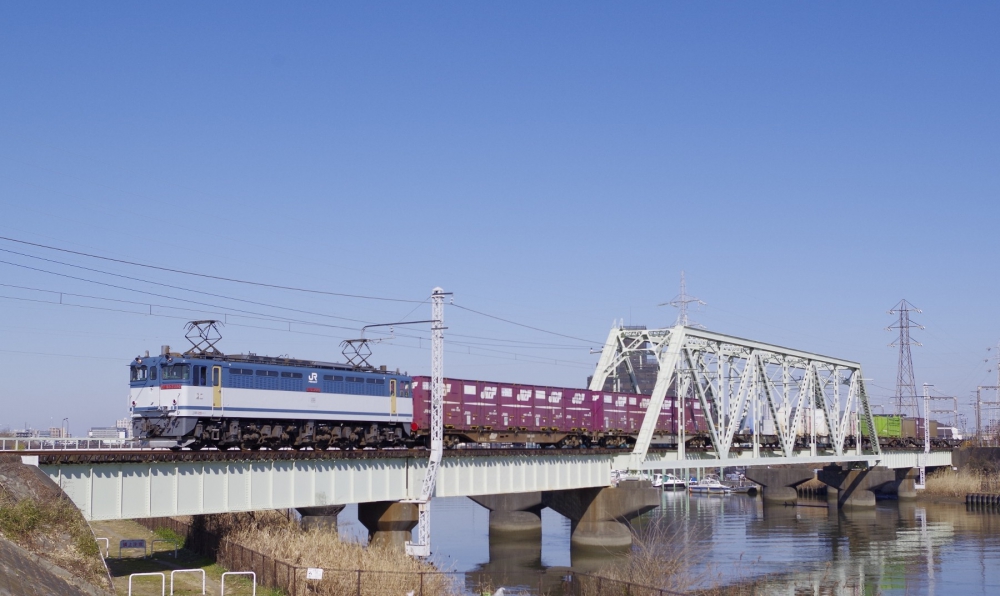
(407, 493, 1000, 594)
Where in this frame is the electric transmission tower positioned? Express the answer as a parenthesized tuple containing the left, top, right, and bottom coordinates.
(886, 299, 923, 418)
(660, 271, 706, 327)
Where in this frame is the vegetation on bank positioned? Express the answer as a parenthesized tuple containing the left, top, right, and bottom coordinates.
(201, 511, 461, 596)
(0, 484, 109, 590)
(924, 466, 1000, 497)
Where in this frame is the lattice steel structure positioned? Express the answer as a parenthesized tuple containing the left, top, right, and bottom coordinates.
(590, 324, 880, 468)
(887, 300, 923, 418)
(405, 287, 448, 558)
(659, 270, 706, 328)
(975, 385, 1000, 446)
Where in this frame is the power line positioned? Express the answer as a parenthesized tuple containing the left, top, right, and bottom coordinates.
(0, 293, 594, 370)
(0, 260, 380, 331)
(451, 303, 601, 345)
(0, 235, 423, 303)
(0, 247, 371, 324)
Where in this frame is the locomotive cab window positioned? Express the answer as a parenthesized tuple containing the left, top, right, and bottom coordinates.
(161, 364, 190, 381)
(150, 366, 157, 380)
(130, 365, 148, 382)
(194, 365, 208, 386)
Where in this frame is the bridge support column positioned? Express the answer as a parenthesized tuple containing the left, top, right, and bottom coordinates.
(296, 505, 345, 531)
(468, 492, 543, 537)
(827, 487, 839, 505)
(817, 465, 895, 509)
(357, 501, 418, 550)
(744, 465, 814, 505)
(894, 468, 918, 500)
(543, 481, 659, 550)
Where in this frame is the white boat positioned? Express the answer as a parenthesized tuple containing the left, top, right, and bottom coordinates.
(688, 474, 733, 495)
(652, 473, 687, 490)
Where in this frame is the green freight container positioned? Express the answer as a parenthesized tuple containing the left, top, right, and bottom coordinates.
(861, 415, 902, 438)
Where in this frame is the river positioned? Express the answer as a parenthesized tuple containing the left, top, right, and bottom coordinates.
(333, 492, 1000, 594)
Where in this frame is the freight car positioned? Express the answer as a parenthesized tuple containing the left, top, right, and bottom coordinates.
(131, 326, 936, 452)
(409, 376, 712, 449)
(859, 414, 958, 449)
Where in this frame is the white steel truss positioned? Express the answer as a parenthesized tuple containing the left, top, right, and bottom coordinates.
(590, 325, 880, 469)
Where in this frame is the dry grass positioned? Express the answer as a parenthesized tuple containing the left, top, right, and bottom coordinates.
(0, 485, 110, 591)
(202, 511, 461, 596)
(924, 467, 1000, 497)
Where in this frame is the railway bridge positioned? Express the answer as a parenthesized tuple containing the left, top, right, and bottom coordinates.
(9, 323, 956, 551)
(18, 445, 950, 549)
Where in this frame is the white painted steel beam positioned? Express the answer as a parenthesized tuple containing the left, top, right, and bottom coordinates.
(617, 450, 952, 471)
(40, 453, 613, 521)
(39, 448, 951, 521)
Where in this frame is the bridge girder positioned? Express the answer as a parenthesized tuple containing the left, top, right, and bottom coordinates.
(590, 325, 881, 468)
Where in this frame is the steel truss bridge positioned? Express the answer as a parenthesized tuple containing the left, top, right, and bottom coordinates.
(591, 324, 886, 470)
(14, 324, 952, 521)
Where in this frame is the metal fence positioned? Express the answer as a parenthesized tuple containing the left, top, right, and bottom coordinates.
(0, 438, 144, 451)
(136, 517, 684, 596)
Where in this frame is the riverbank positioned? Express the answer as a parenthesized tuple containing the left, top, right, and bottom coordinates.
(921, 466, 1000, 502)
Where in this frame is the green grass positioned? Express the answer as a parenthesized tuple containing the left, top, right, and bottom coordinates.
(0, 494, 98, 558)
(152, 526, 186, 549)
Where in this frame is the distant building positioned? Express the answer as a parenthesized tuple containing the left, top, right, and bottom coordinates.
(587, 325, 661, 394)
(116, 417, 132, 439)
(47, 427, 64, 438)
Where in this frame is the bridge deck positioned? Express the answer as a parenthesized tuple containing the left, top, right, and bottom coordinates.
(21, 448, 952, 521)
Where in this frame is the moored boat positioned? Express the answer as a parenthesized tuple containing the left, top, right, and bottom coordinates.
(653, 473, 687, 490)
(688, 474, 733, 495)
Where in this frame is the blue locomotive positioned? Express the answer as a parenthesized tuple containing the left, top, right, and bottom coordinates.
(129, 323, 414, 450)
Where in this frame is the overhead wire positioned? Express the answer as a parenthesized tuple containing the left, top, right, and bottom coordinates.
(0, 291, 595, 370)
(0, 235, 424, 303)
(0, 246, 371, 324)
(0, 260, 385, 332)
(0, 236, 603, 369)
(451, 303, 602, 345)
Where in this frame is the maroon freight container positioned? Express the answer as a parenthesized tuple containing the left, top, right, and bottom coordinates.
(411, 376, 431, 430)
(598, 392, 629, 432)
(442, 379, 464, 429)
(477, 381, 501, 429)
(624, 394, 644, 434)
(564, 389, 593, 431)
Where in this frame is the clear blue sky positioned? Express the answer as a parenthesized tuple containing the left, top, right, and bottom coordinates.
(1, 2, 997, 433)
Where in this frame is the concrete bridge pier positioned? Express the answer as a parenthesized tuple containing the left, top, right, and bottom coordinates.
(817, 465, 896, 508)
(543, 480, 659, 550)
(296, 505, 346, 531)
(357, 501, 419, 550)
(744, 465, 815, 504)
(892, 468, 918, 500)
(468, 492, 544, 538)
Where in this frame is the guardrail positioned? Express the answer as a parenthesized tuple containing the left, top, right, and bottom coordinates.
(137, 517, 685, 596)
(221, 571, 256, 596)
(128, 572, 165, 596)
(170, 569, 206, 595)
(0, 438, 145, 451)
